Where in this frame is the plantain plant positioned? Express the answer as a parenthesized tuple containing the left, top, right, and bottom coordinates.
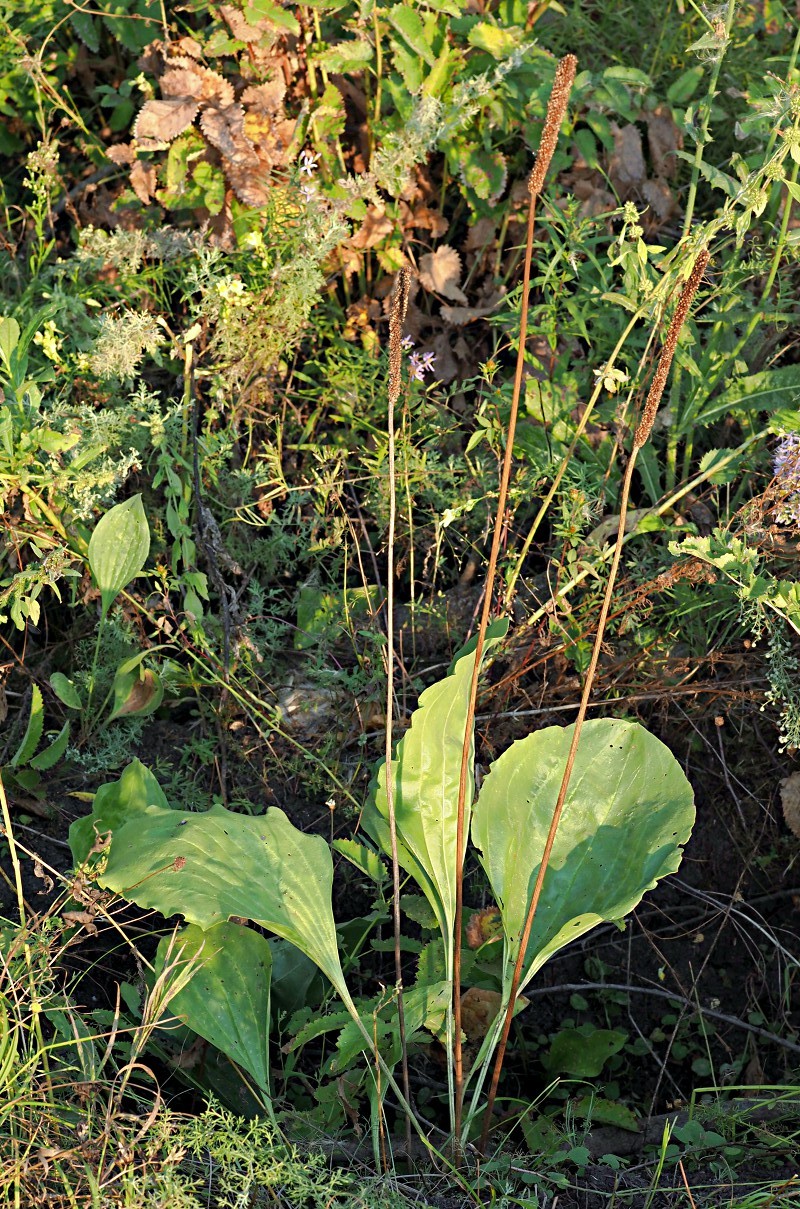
(69, 620, 694, 1149)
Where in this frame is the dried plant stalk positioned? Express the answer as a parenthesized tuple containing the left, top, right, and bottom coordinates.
(479, 246, 710, 1153)
(528, 54, 578, 198)
(452, 55, 578, 1146)
(385, 266, 412, 1146)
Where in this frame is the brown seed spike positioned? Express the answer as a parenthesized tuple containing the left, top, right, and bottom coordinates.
(528, 54, 578, 198)
(388, 266, 411, 408)
(634, 248, 710, 450)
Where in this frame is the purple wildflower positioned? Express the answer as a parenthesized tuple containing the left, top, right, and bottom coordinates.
(773, 432, 800, 525)
(300, 183, 317, 202)
(406, 347, 436, 383)
(401, 335, 414, 350)
(408, 351, 425, 381)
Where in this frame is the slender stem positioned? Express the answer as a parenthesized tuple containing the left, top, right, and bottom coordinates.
(479, 248, 710, 1152)
(453, 52, 578, 1145)
(681, 0, 737, 239)
(452, 188, 538, 1143)
(385, 267, 412, 1149)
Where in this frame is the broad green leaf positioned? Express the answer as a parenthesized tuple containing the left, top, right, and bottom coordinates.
(388, 5, 437, 65)
(69, 758, 170, 864)
(49, 673, 83, 711)
(693, 364, 800, 428)
(0, 317, 20, 370)
(30, 722, 70, 771)
(71, 768, 347, 998)
(155, 921, 272, 1094)
(471, 719, 694, 994)
(542, 1025, 628, 1077)
(88, 495, 150, 619)
(68, 9, 100, 52)
(362, 619, 508, 941)
(315, 39, 374, 72)
(11, 686, 44, 768)
(269, 939, 317, 1015)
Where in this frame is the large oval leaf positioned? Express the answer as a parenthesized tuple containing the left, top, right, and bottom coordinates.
(155, 921, 272, 1094)
(471, 718, 694, 993)
(88, 495, 150, 619)
(70, 766, 346, 998)
(362, 618, 508, 940)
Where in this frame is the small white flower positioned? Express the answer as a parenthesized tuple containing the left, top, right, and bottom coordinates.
(299, 149, 319, 177)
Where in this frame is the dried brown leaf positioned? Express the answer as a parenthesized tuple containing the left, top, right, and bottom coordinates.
(219, 3, 274, 43)
(160, 66, 235, 108)
(242, 79, 286, 115)
(441, 293, 503, 326)
(609, 123, 646, 195)
(419, 245, 467, 303)
(646, 104, 683, 179)
(223, 158, 270, 207)
(107, 142, 136, 165)
(460, 987, 529, 1042)
(130, 159, 157, 205)
(201, 104, 258, 164)
(134, 97, 200, 145)
(780, 771, 800, 839)
(349, 205, 394, 250)
(642, 176, 675, 222)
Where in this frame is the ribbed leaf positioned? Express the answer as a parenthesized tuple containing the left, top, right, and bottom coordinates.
(155, 921, 272, 1094)
(88, 496, 150, 619)
(471, 718, 694, 994)
(362, 619, 508, 940)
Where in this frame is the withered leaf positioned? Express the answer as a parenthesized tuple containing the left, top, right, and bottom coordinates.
(349, 205, 394, 250)
(780, 771, 800, 839)
(106, 142, 136, 166)
(160, 67, 235, 108)
(419, 245, 467, 303)
(441, 298, 501, 326)
(223, 158, 270, 207)
(201, 104, 258, 165)
(241, 79, 286, 115)
(134, 97, 200, 145)
(130, 159, 157, 205)
(642, 176, 675, 222)
(219, 3, 273, 43)
(609, 123, 646, 194)
(114, 668, 161, 716)
(62, 910, 98, 936)
(646, 104, 683, 179)
(460, 987, 529, 1042)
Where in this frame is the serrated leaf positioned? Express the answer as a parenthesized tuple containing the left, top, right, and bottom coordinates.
(49, 673, 83, 711)
(332, 838, 387, 884)
(244, 0, 300, 33)
(88, 495, 150, 620)
(315, 39, 374, 72)
(68, 9, 100, 53)
(155, 921, 272, 1093)
(471, 719, 694, 997)
(30, 723, 70, 771)
(388, 5, 436, 65)
(11, 686, 44, 768)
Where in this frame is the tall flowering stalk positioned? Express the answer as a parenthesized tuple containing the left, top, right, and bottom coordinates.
(452, 52, 578, 1146)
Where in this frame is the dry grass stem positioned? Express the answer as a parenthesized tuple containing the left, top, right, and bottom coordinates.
(452, 56, 577, 1146)
(385, 265, 413, 1146)
(479, 245, 709, 1153)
